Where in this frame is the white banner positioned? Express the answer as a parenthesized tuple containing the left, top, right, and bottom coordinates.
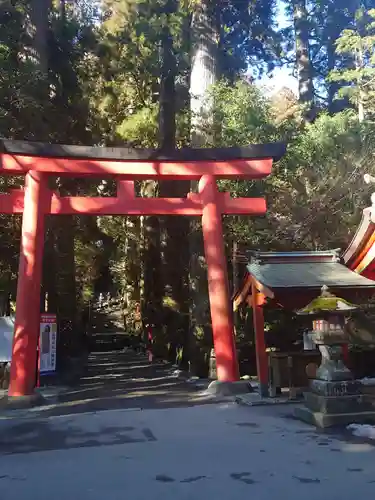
(39, 314, 57, 374)
(0, 316, 15, 363)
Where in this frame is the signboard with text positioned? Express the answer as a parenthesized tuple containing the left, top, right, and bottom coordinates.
(39, 314, 57, 375)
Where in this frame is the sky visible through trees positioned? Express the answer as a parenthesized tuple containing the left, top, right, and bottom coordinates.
(257, 0, 298, 93)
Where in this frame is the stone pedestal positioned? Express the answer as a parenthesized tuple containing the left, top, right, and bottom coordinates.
(294, 346, 375, 428)
(294, 287, 375, 427)
(295, 378, 375, 428)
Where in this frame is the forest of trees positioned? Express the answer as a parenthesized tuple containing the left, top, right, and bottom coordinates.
(2, 0, 375, 374)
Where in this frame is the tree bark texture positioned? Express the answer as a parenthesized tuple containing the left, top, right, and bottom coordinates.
(293, 0, 314, 119)
(189, 0, 220, 374)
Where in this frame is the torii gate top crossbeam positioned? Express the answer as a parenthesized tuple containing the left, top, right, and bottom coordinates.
(0, 140, 286, 179)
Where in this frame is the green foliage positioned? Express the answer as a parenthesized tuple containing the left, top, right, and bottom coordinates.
(329, 9, 375, 120)
(210, 80, 277, 146)
(200, 79, 375, 255)
(269, 110, 375, 250)
(117, 106, 159, 147)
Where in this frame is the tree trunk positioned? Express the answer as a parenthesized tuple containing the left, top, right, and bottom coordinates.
(327, 38, 341, 113)
(142, 181, 164, 354)
(123, 217, 142, 334)
(356, 42, 365, 122)
(293, 0, 314, 119)
(232, 240, 240, 334)
(158, 6, 190, 366)
(30, 0, 50, 75)
(188, 0, 220, 375)
(358, 90, 365, 122)
(28, 0, 52, 138)
(42, 219, 58, 313)
(58, 0, 66, 20)
(326, 3, 347, 114)
(159, 19, 176, 151)
(190, 1, 219, 146)
(54, 4, 80, 352)
(55, 216, 78, 323)
(30, 0, 55, 314)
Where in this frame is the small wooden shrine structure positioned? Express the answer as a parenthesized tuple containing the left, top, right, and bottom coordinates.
(233, 250, 375, 396)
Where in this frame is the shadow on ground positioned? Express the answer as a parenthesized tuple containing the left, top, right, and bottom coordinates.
(23, 350, 213, 418)
(0, 415, 160, 455)
(0, 350, 216, 455)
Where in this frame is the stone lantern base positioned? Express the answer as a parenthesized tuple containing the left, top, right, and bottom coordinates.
(295, 344, 375, 427)
(294, 378, 375, 428)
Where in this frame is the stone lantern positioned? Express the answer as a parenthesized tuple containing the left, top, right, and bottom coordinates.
(297, 285, 356, 382)
(294, 285, 375, 428)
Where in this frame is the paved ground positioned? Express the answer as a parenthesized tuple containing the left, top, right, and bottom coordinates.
(0, 350, 214, 418)
(1, 351, 375, 499)
(56, 350, 211, 412)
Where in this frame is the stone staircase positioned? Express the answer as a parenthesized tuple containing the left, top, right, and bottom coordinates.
(90, 303, 125, 334)
(88, 299, 131, 352)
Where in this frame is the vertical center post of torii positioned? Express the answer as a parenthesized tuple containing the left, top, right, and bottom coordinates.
(199, 175, 239, 382)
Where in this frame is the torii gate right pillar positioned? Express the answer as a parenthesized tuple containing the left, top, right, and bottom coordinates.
(199, 175, 239, 381)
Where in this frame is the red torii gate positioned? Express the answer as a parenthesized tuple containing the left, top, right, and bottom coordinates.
(0, 140, 285, 399)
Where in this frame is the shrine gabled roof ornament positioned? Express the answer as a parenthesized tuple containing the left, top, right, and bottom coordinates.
(342, 173, 375, 279)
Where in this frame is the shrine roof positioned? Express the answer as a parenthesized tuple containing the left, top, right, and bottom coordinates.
(233, 250, 375, 311)
(0, 139, 286, 162)
(248, 261, 375, 290)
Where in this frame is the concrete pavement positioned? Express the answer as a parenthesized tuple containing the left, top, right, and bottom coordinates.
(1, 350, 375, 499)
(1, 402, 375, 500)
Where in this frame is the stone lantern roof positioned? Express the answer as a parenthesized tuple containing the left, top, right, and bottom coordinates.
(296, 285, 358, 316)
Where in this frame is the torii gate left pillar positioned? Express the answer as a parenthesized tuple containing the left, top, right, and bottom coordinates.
(9, 171, 47, 397)
(0, 140, 285, 398)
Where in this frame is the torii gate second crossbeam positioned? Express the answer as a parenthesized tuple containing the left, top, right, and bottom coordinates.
(0, 140, 286, 398)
